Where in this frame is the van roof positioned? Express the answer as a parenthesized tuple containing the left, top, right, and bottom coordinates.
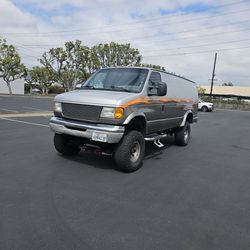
(103, 66, 196, 84)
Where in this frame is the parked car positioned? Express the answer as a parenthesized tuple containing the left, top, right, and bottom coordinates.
(31, 88, 41, 95)
(49, 67, 198, 172)
(75, 83, 83, 89)
(198, 98, 213, 112)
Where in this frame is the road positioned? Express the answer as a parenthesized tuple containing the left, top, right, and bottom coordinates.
(0, 94, 53, 113)
(0, 99, 250, 249)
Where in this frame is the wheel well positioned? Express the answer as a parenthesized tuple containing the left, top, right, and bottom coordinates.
(186, 113, 193, 124)
(125, 116, 146, 136)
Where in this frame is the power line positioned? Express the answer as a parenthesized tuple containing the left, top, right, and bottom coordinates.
(7, 8, 250, 38)
(142, 37, 250, 54)
(6, 28, 250, 60)
(143, 45, 250, 58)
(4, 18, 250, 46)
(7, 26, 250, 50)
(15, 39, 250, 60)
(1, 0, 248, 36)
(138, 26, 250, 46)
(107, 19, 250, 42)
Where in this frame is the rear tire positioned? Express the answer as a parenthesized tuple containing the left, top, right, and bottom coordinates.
(54, 133, 80, 156)
(175, 122, 191, 146)
(114, 130, 145, 172)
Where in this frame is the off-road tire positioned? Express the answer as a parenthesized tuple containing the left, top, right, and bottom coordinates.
(175, 122, 191, 146)
(201, 106, 208, 112)
(114, 130, 145, 172)
(54, 133, 80, 156)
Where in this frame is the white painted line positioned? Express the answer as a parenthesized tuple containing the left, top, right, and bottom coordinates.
(0, 117, 50, 128)
(215, 108, 250, 112)
(22, 106, 49, 111)
(0, 107, 19, 113)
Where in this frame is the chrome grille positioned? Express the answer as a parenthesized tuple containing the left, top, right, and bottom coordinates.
(62, 103, 102, 122)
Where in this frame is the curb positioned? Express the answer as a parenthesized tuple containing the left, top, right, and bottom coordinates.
(0, 112, 53, 118)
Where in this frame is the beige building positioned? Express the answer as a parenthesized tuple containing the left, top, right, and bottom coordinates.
(200, 85, 250, 97)
(0, 78, 24, 94)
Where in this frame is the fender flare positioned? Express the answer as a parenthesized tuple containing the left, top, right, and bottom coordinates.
(180, 110, 193, 127)
(123, 112, 147, 125)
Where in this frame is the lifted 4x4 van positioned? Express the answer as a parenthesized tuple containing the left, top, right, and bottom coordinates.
(50, 67, 198, 172)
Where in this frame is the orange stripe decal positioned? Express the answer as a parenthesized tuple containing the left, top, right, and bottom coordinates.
(121, 97, 194, 108)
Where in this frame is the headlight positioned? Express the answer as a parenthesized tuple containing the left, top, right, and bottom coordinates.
(54, 102, 62, 113)
(100, 107, 124, 119)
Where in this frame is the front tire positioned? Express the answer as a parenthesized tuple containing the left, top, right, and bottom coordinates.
(54, 133, 80, 156)
(175, 122, 191, 146)
(114, 130, 145, 172)
(201, 106, 208, 112)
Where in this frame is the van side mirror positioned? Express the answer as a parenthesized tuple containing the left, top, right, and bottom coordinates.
(157, 82, 167, 96)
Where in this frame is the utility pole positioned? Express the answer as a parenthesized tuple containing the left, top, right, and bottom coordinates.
(210, 52, 217, 96)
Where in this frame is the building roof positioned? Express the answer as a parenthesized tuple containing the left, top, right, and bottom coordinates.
(200, 85, 250, 97)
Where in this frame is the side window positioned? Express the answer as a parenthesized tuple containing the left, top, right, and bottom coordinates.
(148, 72, 162, 96)
(149, 72, 161, 84)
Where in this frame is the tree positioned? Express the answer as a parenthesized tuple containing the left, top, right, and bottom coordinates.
(40, 41, 142, 91)
(222, 82, 233, 86)
(0, 39, 26, 94)
(140, 63, 166, 71)
(91, 42, 142, 68)
(24, 69, 35, 94)
(30, 66, 54, 95)
(197, 85, 206, 95)
(40, 40, 91, 91)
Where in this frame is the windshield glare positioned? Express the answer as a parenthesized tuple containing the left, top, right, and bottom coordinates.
(82, 68, 148, 93)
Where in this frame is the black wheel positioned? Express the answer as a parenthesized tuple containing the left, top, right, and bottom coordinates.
(201, 106, 208, 112)
(175, 122, 191, 146)
(114, 130, 145, 172)
(54, 133, 80, 156)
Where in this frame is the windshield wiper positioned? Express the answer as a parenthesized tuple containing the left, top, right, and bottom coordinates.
(109, 85, 130, 92)
(82, 85, 96, 89)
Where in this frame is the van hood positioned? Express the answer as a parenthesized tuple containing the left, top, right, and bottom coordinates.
(55, 89, 139, 107)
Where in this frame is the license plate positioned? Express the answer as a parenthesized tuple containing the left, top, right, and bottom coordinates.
(92, 132, 107, 142)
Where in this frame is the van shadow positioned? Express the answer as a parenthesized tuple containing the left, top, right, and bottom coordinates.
(144, 136, 175, 160)
(60, 136, 176, 171)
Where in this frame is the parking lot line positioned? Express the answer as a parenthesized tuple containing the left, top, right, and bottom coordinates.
(0, 117, 50, 128)
(0, 107, 19, 113)
(22, 106, 50, 112)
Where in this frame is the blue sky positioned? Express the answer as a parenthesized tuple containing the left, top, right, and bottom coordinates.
(1, 0, 250, 86)
(12, 1, 79, 23)
(12, 1, 220, 23)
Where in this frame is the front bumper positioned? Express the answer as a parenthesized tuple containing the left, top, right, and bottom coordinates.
(49, 116, 125, 143)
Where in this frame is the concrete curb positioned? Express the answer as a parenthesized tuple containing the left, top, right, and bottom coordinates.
(0, 112, 53, 118)
(0, 94, 55, 99)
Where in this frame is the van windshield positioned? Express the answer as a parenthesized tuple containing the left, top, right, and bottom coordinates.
(82, 68, 148, 93)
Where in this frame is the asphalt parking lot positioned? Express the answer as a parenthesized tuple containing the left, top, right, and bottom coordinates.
(0, 102, 250, 249)
(0, 94, 53, 113)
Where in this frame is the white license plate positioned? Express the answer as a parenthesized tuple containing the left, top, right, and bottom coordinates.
(92, 132, 107, 142)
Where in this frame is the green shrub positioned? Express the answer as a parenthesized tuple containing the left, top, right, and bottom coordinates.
(24, 84, 31, 94)
(48, 85, 65, 94)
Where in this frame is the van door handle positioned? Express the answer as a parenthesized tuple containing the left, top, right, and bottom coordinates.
(161, 105, 165, 112)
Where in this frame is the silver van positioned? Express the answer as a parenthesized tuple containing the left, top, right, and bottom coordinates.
(50, 67, 198, 172)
